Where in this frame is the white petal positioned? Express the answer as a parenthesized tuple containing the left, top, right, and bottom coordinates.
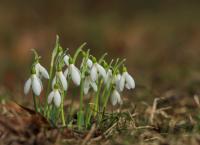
(64, 55, 69, 66)
(90, 81, 97, 92)
(115, 74, 121, 83)
(110, 90, 118, 106)
(87, 59, 93, 68)
(83, 78, 90, 95)
(35, 64, 40, 76)
(37, 77, 43, 90)
(58, 72, 68, 90)
(125, 72, 135, 89)
(70, 64, 81, 86)
(37, 63, 49, 79)
(125, 83, 131, 90)
(54, 90, 61, 107)
(24, 78, 31, 95)
(52, 76, 56, 89)
(31, 75, 42, 96)
(64, 68, 69, 78)
(105, 69, 112, 84)
(110, 90, 121, 106)
(90, 65, 98, 81)
(47, 91, 54, 104)
(97, 64, 106, 79)
(119, 74, 125, 92)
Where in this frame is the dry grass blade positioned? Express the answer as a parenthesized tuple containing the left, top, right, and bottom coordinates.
(81, 124, 96, 145)
(194, 95, 200, 108)
(150, 98, 159, 124)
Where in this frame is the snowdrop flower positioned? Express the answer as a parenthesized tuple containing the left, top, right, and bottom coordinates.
(64, 55, 70, 66)
(113, 73, 121, 91)
(104, 69, 113, 88)
(110, 89, 122, 106)
(80, 58, 93, 69)
(52, 71, 68, 91)
(119, 68, 135, 92)
(35, 63, 49, 79)
(48, 86, 61, 107)
(64, 59, 81, 86)
(86, 59, 93, 68)
(69, 63, 81, 86)
(83, 75, 97, 95)
(90, 62, 106, 81)
(24, 72, 42, 96)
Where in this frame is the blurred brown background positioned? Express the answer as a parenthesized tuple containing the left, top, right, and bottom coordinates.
(1, 0, 200, 101)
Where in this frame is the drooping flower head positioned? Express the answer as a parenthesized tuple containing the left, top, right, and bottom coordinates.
(35, 62, 49, 79)
(110, 87, 122, 106)
(90, 56, 106, 82)
(52, 66, 68, 91)
(83, 72, 97, 95)
(119, 66, 135, 92)
(48, 84, 61, 107)
(24, 67, 42, 96)
(64, 57, 81, 86)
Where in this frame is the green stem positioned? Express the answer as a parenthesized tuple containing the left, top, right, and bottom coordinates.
(80, 80, 84, 111)
(61, 91, 66, 126)
(44, 36, 60, 115)
(99, 86, 112, 122)
(33, 93, 38, 113)
(94, 79, 103, 117)
(103, 87, 112, 110)
(78, 79, 84, 130)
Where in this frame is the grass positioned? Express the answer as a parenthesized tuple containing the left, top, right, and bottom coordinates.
(0, 83, 200, 145)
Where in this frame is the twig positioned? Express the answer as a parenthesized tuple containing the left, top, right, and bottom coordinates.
(81, 124, 96, 145)
(150, 98, 159, 124)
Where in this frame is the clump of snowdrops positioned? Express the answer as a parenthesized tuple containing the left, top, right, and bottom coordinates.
(24, 36, 135, 130)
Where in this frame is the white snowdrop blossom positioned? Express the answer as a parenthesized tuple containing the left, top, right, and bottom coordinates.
(113, 74, 121, 91)
(83, 76, 97, 95)
(90, 63, 106, 81)
(52, 71, 68, 90)
(119, 71, 135, 92)
(104, 69, 113, 87)
(81, 58, 93, 69)
(64, 64, 81, 86)
(48, 89, 61, 107)
(64, 55, 70, 66)
(35, 63, 49, 79)
(87, 59, 93, 68)
(110, 89, 122, 106)
(24, 74, 42, 96)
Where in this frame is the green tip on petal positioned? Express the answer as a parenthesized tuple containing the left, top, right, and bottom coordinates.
(31, 66, 36, 74)
(69, 57, 73, 64)
(91, 56, 97, 63)
(122, 66, 127, 72)
(54, 83, 59, 89)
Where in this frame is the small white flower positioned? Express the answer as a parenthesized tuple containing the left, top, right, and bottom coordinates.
(87, 59, 93, 68)
(64, 55, 70, 66)
(35, 63, 49, 79)
(64, 64, 81, 86)
(104, 69, 113, 88)
(90, 63, 106, 81)
(119, 71, 135, 92)
(69, 64, 81, 86)
(48, 89, 61, 107)
(24, 74, 42, 96)
(52, 71, 68, 90)
(83, 76, 97, 95)
(113, 74, 121, 91)
(81, 58, 93, 69)
(110, 89, 122, 106)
